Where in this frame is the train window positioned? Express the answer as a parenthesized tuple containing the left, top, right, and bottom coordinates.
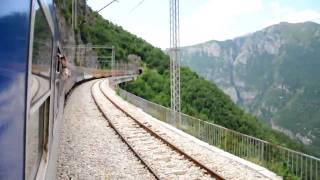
(30, 1, 53, 104)
(26, 98, 50, 179)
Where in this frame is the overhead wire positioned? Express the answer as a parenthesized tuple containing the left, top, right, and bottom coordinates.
(97, 0, 119, 13)
(129, 0, 146, 13)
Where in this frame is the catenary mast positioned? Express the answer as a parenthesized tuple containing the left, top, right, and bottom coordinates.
(169, 0, 181, 125)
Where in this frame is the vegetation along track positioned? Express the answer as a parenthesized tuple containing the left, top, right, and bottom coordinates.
(91, 79, 225, 180)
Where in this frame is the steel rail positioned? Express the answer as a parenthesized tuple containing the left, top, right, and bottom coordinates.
(90, 80, 161, 180)
(99, 79, 225, 180)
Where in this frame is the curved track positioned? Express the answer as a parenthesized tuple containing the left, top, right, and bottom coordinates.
(91, 80, 160, 180)
(91, 79, 225, 180)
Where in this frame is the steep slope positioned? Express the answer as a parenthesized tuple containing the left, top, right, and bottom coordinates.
(180, 22, 320, 154)
(56, 0, 168, 72)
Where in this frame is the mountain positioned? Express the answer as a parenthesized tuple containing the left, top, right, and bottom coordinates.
(180, 22, 320, 153)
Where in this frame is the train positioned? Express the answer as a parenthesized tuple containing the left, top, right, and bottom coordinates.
(0, 0, 136, 179)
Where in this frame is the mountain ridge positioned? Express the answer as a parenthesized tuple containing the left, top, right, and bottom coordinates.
(182, 21, 320, 48)
(180, 21, 320, 154)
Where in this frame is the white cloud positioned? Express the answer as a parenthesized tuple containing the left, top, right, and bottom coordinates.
(266, 7, 320, 26)
(180, 0, 320, 47)
(181, 0, 264, 46)
(269, 1, 293, 15)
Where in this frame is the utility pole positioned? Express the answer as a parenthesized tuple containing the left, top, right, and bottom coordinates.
(111, 46, 115, 76)
(169, 0, 181, 126)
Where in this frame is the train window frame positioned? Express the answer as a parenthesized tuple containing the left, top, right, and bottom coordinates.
(53, 46, 62, 126)
(25, 98, 50, 179)
(29, 0, 54, 107)
(25, 0, 53, 179)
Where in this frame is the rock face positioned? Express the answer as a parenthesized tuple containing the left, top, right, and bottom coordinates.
(181, 22, 320, 152)
(56, 0, 99, 68)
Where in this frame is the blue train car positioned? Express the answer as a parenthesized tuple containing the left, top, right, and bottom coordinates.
(0, 0, 64, 179)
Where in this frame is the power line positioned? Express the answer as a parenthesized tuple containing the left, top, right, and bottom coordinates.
(97, 0, 119, 13)
(129, 0, 146, 13)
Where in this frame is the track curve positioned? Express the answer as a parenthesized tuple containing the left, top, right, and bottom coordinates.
(91, 80, 160, 180)
(91, 78, 225, 180)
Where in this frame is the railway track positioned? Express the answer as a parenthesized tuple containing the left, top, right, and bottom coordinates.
(91, 79, 225, 180)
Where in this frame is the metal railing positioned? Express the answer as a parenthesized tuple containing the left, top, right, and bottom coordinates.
(118, 88, 320, 180)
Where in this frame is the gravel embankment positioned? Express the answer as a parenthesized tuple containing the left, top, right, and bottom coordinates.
(57, 80, 155, 179)
(92, 80, 213, 179)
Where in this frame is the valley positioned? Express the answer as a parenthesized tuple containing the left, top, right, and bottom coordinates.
(181, 22, 320, 154)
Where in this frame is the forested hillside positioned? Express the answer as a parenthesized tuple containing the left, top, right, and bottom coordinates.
(56, 0, 306, 154)
(122, 66, 306, 152)
(56, 0, 168, 70)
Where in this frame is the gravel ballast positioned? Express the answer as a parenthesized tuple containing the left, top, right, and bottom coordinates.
(56, 80, 155, 179)
(101, 78, 281, 180)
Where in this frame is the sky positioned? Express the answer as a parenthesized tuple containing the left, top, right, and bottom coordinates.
(87, 0, 320, 49)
